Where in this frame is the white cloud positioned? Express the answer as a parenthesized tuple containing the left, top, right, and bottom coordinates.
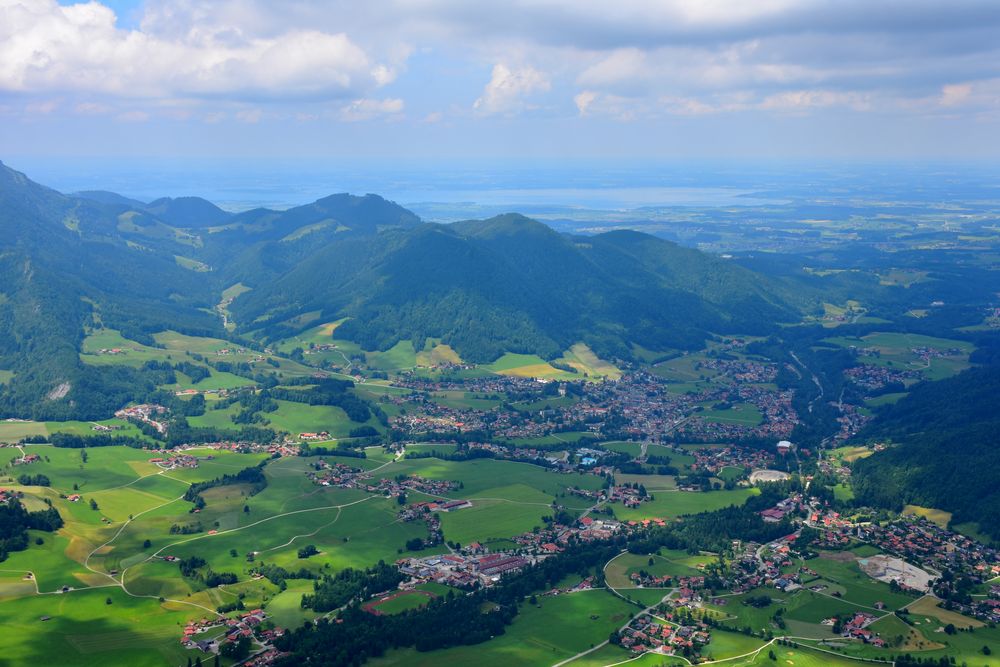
(235, 108, 263, 123)
(577, 49, 649, 92)
(758, 89, 871, 112)
(340, 97, 405, 121)
(940, 83, 972, 107)
(574, 90, 599, 115)
(474, 63, 550, 115)
(0, 0, 393, 102)
(3, 0, 1000, 130)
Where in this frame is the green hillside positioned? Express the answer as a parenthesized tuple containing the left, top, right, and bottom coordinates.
(231, 214, 801, 362)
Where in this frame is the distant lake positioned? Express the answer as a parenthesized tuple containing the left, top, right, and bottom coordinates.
(12, 157, 998, 219)
(8, 158, 790, 214)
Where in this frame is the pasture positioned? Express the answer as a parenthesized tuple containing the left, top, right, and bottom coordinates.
(824, 331, 973, 381)
(902, 505, 952, 529)
(0, 586, 211, 667)
(907, 595, 984, 629)
(484, 353, 580, 380)
(368, 589, 634, 667)
(0, 420, 49, 441)
(603, 551, 706, 589)
(613, 488, 757, 522)
(4, 435, 997, 667)
(697, 402, 764, 426)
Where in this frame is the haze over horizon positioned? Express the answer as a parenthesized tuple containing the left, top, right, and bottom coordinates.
(2, 0, 1000, 163)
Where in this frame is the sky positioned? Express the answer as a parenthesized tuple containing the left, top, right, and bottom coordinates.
(1, 0, 1000, 162)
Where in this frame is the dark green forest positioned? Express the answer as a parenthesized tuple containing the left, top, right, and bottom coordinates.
(853, 360, 1000, 539)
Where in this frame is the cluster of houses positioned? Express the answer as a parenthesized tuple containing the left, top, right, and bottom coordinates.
(0, 487, 22, 503)
(91, 423, 122, 432)
(397, 503, 443, 547)
(759, 495, 804, 523)
(695, 357, 778, 384)
(858, 518, 999, 583)
(689, 445, 774, 476)
(565, 484, 651, 508)
(843, 364, 916, 392)
(306, 464, 471, 511)
(353, 474, 464, 502)
(181, 608, 277, 654)
(148, 454, 199, 470)
(608, 484, 651, 508)
(825, 611, 885, 646)
(394, 374, 541, 398)
(214, 347, 266, 363)
(722, 536, 799, 594)
(11, 452, 40, 466)
(909, 346, 965, 362)
(831, 402, 874, 443)
(389, 362, 802, 447)
(115, 403, 168, 434)
(678, 384, 798, 442)
(508, 516, 622, 555)
(617, 615, 710, 656)
(303, 343, 338, 354)
(816, 457, 853, 482)
(307, 461, 365, 487)
(174, 387, 233, 398)
(298, 431, 331, 441)
(396, 551, 531, 589)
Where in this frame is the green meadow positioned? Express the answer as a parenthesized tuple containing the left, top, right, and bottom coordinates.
(613, 488, 757, 522)
(369, 589, 634, 667)
(824, 331, 973, 381)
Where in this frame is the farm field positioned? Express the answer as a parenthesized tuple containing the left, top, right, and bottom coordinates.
(907, 595, 984, 629)
(368, 589, 634, 667)
(824, 331, 973, 381)
(902, 505, 952, 529)
(81, 328, 318, 385)
(603, 551, 708, 589)
(0, 586, 210, 667)
(0, 419, 50, 441)
(557, 343, 622, 379)
(2, 385, 997, 667)
(484, 353, 580, 380)
(697, 402, 764, 426)
(2, 436, 694, 666)
(613, 488, 757, 522)
(415, 338, 463, 367)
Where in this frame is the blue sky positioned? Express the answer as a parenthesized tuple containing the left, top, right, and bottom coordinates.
(1, 0, 999, 161)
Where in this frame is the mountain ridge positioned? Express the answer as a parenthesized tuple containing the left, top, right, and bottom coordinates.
(0, 159, 804, 417)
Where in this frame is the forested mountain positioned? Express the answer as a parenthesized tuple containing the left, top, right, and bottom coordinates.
(0, 161, 221, 419)
(143, 196, 231, 228)
(852, 360, 1000, 539)
(231, 214, 800, 361)
(0, 160, 803, 417)
(74, 190, 148, 208)
(200, 193, 421, 284)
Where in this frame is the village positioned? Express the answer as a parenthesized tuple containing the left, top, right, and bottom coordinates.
(180, 607, 281, 659)
(387, 368, 802, 445)
(396, 515, 625, 589)
(616, 611, 711, 658)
